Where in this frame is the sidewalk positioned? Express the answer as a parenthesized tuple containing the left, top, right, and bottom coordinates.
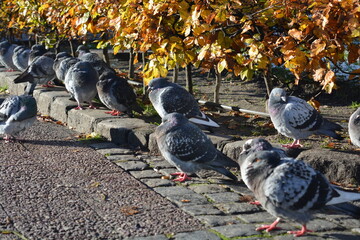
(0, 70, 360, 239)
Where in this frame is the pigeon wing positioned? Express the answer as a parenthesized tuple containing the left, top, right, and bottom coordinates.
(284, 97, 323, 131)
(160, 86, 200, 117)
(264, 159, 334, 211)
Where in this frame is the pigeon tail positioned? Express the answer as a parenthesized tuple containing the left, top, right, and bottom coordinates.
(317, 119, 343, 140)
(24, 82, 36, 96)
(326, 188, 360, 205)
(327, 202, 360, 219)
(208, 165, 238, 181)
(14, 72, 34, 84)
(189, 112, 219, 128)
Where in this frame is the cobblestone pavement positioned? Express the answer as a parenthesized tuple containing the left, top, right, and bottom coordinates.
(0, 119, 359, 240)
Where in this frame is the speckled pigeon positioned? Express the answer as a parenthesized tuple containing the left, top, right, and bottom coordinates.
(155, 112, 238, 182)
(349, 107, 360, 148)
(53, 52, 79, 82)
(12, 45, 30, 72)
(268, 88, 342, 148)
(28, 44, 47, 65)
(14, 55, 56, 95)
(0, 95, 37, 142)
(76, 45, 115, 76)
(148, 77, 219, 128)
(0, 40, 18, 71)
(64, 61, 99, 110)
(97, 71, 143, 116)
(240, 150, 360, 237)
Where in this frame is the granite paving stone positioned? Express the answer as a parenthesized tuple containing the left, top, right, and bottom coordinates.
(125, 235, 168, 240)
(188, 184, 229, 194)
(196, 215, 243, 227)
(211, 223, 261, 238)
(214, 202, 262, 214)
(173, 230, 221, 240)
(106, 154, 140, 161)
(236, 211, 276, 224)
(305, 219, 345, 232)
(113, 160, 149, 171)
(89, 142, 120, 149)
(181, 204, 223, 216)
(97, 147, 135, 155)
(141, 178, 176, 188)
(129, 170, 163, 179)
(205, 192, 242, 203)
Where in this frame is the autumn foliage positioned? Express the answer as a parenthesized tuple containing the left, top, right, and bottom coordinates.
(0, 0, 359, 92)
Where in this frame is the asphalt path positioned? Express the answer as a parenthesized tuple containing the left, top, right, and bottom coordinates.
(0, 114, 203, 239)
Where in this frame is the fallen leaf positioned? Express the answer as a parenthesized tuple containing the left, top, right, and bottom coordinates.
(181, 199, 191, 203)
(239, 195, 255, 202)
(120, 206, 140, 216)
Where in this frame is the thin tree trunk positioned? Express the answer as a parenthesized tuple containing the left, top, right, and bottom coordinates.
(214, 67, 221, 103)
(172, 64, 179, 83)
(142, 51, 146, 94)
(263, 68, 273, 97)
(185, 64, 193, 94)
(102, 47, 110, 66)
(129, 47, 135, 78)
(69, 39, 75, 57)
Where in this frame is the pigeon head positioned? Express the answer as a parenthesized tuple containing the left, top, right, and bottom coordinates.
(76, 45, 90, 56)
(352, 108, 360, 125)
(30, 44, 46, 52)
(161, 112, 188, 127)
(55, 52, 71, 60)
(147, 77, 170, 92)
(99, 70, 117, 81)
(243, 150, 281, 175)
(269, 88, 287, 104)
(241, 138, 274, 155)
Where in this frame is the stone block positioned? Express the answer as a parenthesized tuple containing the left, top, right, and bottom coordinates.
(297, 149, 360, 185)
(49, 96, 78, 123)
(68, 108, 114, 134)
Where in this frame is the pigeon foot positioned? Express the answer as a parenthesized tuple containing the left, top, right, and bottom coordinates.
(287, 225, 313, 237)
(74, 106, 83, 110)
(256, 218, 281, 232)
(250, 201, 261, 205)
(282, 139, 303, 149)
(3, 135, 15, 143)
(170, 172, 192, 182)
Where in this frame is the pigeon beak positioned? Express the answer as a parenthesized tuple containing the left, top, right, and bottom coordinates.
(280, 96, 287, 102)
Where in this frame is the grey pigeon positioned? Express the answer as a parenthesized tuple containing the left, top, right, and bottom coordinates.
(28, 44, 47, 65)
(240, 150, 360, 237)
(349, 107, 360, 147)
(97, 71, 143, 116)
(76, 45, 115, 76)
(0, 95, 37, 142)
(268, 88, 342, 148)
(155, 112, 239, 182)
(0, 40, 18, 71)
(148, 77, 219, 128)
(14, 55, 56, 95)
(64, 61, 99, 110)
(12, 45, 30, 72)
(53, 52, 79, 82)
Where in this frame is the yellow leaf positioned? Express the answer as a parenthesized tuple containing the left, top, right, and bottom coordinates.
(113, 45, 121, 55)
(217, 59, 227, 73)
(313, 68, 326, 82)
(307, 98, 321, 112)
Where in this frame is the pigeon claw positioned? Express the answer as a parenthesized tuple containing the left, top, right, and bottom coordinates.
(74, 106, 83, 110)
(170, 172, 192, 182)
(287, 225, 313, 237)
(249, 200, 261, 205)
(256, 218, 281, 232)
(282, 139, 303, 149)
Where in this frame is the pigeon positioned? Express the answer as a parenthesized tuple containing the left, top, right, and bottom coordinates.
(148, 77, 219, 128)
(268, 88, 342, 148)
(53, 52, 79, 82)
(0, 95, 37, 142)
(0, 40, 18, 71)
(28, 44, 47, 65)
(97, 71, 143, 116)
(14, 55, 56, 95)
(64, 61, 99, 110)
(240, 150, 360, 237)
(349, 107, 360, 147)
(12, 45, 30, 72)
(155, 112, 239, 182)
(76, 45, 115, 76)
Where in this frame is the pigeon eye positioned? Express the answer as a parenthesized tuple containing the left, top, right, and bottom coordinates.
(254, 158, 261, 163)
